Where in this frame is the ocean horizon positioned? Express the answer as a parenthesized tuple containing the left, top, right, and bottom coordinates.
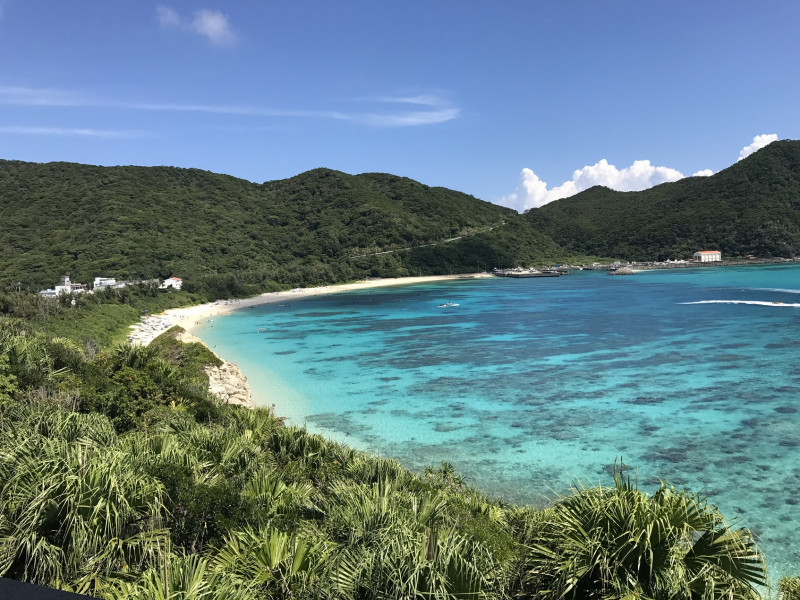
(195, 264, 800, 581)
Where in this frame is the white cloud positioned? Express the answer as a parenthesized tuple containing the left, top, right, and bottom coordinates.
(0, 126, 147, 138)
(498, 159, 684, 212)
(351, 107, 459, 127)
(498, 133, 783, 212)
(191, 9, 237, 46)
(155, 5, 181, 27)
(0, 85, 83, 107)
(370, 94, 449, 107)
(156, 5, 237, 46)
(352, 94, 460, 126)
(0, 84, 457, 128)
(738, 133, 778, 161)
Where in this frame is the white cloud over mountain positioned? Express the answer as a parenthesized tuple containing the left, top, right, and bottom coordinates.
(499, 134, 779, 212)
(499, 160, 684, 211)
(738, 133, 778, 161)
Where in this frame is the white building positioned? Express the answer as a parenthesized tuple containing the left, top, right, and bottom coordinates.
(159, 276, 183, 290)
(93, 277, 127, 290)
(39, 275, 88, 297)
(94, 277, 116, 289)
(693, 250, 722, 263)
(54, 275, 87, 295)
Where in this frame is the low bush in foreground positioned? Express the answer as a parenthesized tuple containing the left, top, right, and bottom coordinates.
(0, 318, 782, 599)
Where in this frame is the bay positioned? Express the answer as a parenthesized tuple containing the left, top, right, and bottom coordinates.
(195, 264, 800, 580)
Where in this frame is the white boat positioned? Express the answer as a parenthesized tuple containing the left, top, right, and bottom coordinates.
(438, 301, 459, 307)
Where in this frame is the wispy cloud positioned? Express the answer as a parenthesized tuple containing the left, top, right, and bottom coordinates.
(370, 94, 450, 107)
(350, 94, 460, 127)
(0, 125, 148, 139)
(155, 5, 181, 27)
(156, 5, 237, 46)
(0, 85, 459, 128)
(498, 133, 779, 212)
(347, 108, 459, 127)
(0, 85, 84, 107)
(117, 101, 340, 118)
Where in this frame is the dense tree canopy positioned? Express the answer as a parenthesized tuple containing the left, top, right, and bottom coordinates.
(0, 162, 567, 298)
(525, 140, 800, 260)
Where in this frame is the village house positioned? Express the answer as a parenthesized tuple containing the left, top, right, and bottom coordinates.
(39, 275, 127, 297)
(693, 250, 722, 262)
(38, 275, 87, 297)
(159, 276, 183, 290)
(93, 277, 127, 290)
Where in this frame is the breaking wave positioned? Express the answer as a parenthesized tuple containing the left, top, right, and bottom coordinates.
(680, 300, 800, 307)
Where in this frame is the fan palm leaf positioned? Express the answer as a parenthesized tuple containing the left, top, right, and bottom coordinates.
(523, 466, 766, 599)
(211, 526, 329, 598)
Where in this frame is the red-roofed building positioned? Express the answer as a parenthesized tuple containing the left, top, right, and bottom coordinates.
(159, 276, 183, 290)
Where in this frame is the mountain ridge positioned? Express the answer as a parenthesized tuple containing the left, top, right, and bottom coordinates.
(524, 140, 800, 260)
(0, 159, 562, 295)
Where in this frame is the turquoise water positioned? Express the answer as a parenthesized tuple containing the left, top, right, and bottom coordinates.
(196, 265, 800, 580)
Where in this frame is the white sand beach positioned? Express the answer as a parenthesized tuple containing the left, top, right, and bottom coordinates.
(130, 273, 491, 345)
(126, 274, 490, 411)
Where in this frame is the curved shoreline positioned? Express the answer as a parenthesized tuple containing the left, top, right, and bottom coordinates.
(161, 274, 492, 340)
(140, 274, 492, 410)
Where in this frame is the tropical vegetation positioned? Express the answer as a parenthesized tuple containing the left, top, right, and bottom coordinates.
(0, 317, 774, 598)
(0, 162, 569, 299)
(2, 141, 799, 598)
(3, 141, 800, 306)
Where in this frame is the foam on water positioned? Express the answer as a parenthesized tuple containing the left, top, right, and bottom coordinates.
(196, 265, 800, 581)
(681, 300, 800, 307)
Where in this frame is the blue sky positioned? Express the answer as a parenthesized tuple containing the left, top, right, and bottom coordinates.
(1, 1, 798, 211)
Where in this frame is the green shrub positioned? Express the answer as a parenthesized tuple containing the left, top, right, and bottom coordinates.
(780, 576, 800, 600)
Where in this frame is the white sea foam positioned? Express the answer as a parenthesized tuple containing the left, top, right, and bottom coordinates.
(748, 287, 800, 294)
(680, 300, 800, 307)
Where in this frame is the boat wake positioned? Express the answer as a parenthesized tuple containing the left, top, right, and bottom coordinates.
(680, 300, 800, 307)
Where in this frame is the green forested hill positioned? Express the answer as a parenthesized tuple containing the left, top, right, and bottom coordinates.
(524, 140, 800, 260)
(0, 161, 563, 295)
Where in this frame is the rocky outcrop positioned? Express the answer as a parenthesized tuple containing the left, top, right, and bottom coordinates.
(205, 361, 254, 409)
(174, 328, 255, 409)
